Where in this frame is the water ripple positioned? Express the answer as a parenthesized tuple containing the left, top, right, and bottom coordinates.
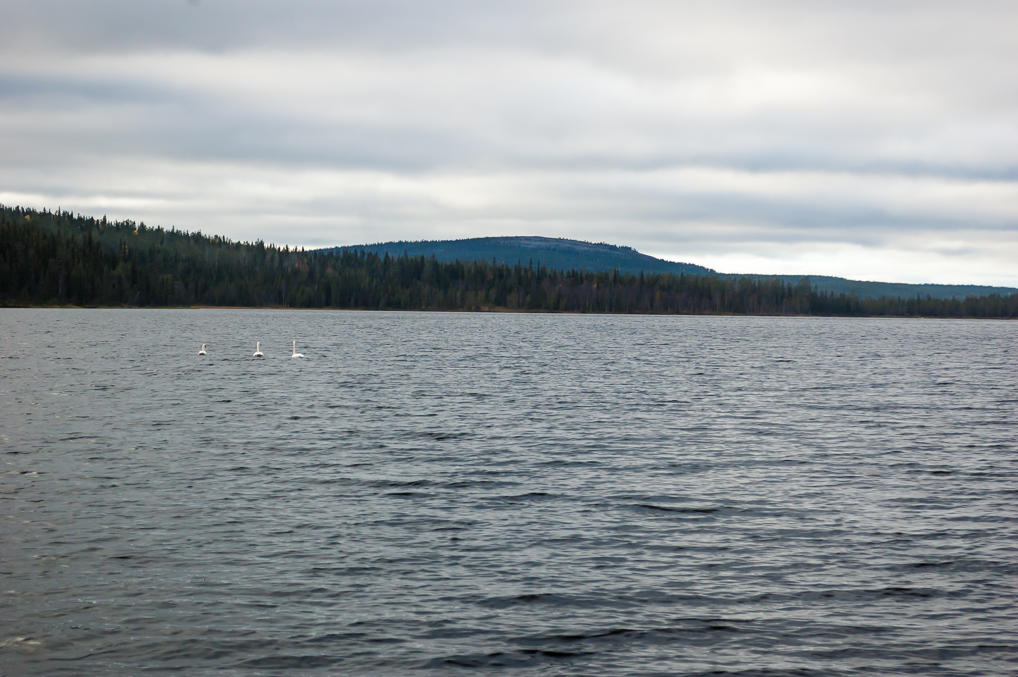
(1, 309, 1016, 675)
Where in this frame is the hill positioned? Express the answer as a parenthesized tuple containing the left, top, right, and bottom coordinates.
(334, 236, 716, 277)
(328, 237, 1017, 300)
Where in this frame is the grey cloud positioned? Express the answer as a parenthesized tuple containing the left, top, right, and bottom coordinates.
(5, 62, 1013, 182)
(1, 1, 1017, 285)
(0, 0, 553, 54)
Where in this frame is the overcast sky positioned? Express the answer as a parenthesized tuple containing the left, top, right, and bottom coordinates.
(2, 1, 1016, 285)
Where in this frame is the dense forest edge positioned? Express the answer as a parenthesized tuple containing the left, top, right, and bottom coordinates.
(330, 237, 1018, 300)
(2, 205, 1017, 318)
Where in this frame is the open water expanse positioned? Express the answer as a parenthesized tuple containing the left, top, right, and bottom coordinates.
(1, 309, 1016, 675)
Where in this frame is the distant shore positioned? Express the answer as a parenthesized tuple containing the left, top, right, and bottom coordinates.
(3, 303, 1015, 320)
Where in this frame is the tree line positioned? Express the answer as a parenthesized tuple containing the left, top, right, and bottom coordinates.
(2, 204, 1016, 318)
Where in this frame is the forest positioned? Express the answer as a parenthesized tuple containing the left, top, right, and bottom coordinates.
(3, 204, 1017, 318)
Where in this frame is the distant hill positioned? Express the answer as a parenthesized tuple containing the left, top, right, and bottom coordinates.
(332, 236, 716, 277)
(327, 236, 1017, 300)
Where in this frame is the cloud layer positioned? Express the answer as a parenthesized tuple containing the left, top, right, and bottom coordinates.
(2, 1, 1017, 284)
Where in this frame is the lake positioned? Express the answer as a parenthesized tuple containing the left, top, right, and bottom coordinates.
(1, 309, 1016, 675)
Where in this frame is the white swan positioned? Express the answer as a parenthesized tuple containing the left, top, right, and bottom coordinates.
(253, 341, 264, 358)
(198, 343, 207, 356)
(291, 340, 305, 359)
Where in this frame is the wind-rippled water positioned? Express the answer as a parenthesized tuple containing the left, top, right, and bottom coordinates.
(2, 309, 1016, 675)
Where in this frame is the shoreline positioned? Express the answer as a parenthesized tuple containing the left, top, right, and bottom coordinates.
(2, 303, 1014, 320)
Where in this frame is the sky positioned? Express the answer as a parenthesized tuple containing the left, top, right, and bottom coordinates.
(1, 1, 1017, 286)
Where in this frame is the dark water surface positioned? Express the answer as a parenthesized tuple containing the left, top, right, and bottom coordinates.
(2, 309, 1016, 675)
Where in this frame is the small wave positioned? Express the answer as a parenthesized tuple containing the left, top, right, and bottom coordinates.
(234, 654, 344, 669)
(0, 636, 42, 650)
(634, 503, 719, 514)
(487, 491, 557, 503)
(515, 618, 757, 651)
(748, 586, 945, 604)
(422, 648, 591, 669)
(478, 592, 575, 609)
(418, 430, 472, 441)
(440, 479, 520, 489)
(368, 478, 433, 488)
(907, 560, 956, 569)
(538, 458, 603, 468)
(536, 628, 635, 642)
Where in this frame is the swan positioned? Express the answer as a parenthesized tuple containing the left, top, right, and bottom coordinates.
(198, 343, 207, 356)
(253, 341, 264, 358)
(291, 340, 305, 359)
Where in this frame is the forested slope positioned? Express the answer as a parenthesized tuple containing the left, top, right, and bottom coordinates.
(333, 237, 1018, 300)
(3, 205, 1017, 317)
(332, 236, 716, 277)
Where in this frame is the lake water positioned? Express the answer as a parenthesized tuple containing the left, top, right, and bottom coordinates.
(2, 309, 1016, 675)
